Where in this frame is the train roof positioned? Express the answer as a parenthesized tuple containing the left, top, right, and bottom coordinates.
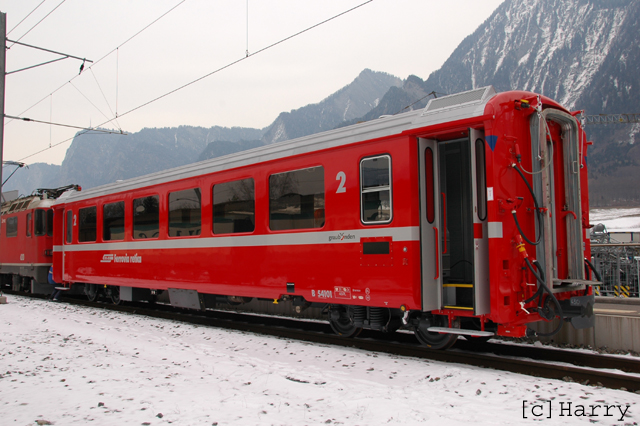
(56, 86, 498, 204)
(1, 196, 56, 215)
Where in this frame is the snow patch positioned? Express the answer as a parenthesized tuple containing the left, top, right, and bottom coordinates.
(342, 99, 351, 121)
(0, 296, 637, 425)
(271, 121, 287, 143)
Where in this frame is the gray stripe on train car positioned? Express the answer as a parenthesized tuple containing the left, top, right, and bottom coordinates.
(53, 226, 420, 252)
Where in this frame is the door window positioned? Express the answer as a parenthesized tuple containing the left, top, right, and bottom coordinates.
(360, 155, 392, 224)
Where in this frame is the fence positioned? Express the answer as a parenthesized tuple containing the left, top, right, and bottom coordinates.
(590, 241, 640, 298)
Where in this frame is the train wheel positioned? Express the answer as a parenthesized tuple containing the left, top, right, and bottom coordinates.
(328, 306, 362, 338)
(329, 317, 362, 338)
(85, 284, 98, 302)
(414, 316, 458, 350)
(109, 286, 121, 305)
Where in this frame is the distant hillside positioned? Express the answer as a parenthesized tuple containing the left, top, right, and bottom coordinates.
(197, 140, 265, 162)
(4, 125, 266, 194)
(261, 69, 402, 144)
(339, 75, 434, 128)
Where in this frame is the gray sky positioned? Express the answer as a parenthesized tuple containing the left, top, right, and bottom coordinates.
(1, 0, 504, 165)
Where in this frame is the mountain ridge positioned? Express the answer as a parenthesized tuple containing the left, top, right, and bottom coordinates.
(5, 0, 639, 206)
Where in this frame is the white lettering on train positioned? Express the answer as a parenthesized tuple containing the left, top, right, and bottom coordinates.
(328, 233, 356, 242)
(317, 290, 333, 299)
(101, 253, 142, 264)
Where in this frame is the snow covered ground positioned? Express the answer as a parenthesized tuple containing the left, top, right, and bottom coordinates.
(1, 295, 638, 426)
(590, 207, 640, 231)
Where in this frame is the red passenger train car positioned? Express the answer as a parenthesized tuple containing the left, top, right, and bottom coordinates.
(3, 87, 597, 348)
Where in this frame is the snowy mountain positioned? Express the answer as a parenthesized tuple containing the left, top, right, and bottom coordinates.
(425, 0, 632, 108)
(354, 0, 640, 205)
(434, 0, 640, 206)
(5, 0, 638, 206)
(260, 69, 401, 144)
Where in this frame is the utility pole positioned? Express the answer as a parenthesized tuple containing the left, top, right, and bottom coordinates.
(0, 12, 6, 221)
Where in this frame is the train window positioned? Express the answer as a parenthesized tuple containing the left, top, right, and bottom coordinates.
(360, 155, 392, 224)
(27, 213, 32, 237)
(35, 209, 46, 236)
(65, 210, 72, 243)
(6, 216, 17, 238)
(78, 206, 97, 242)
(103, 201, 125, 241)
(133, 195, 160, 239)
(47, 210, 54, 237)
(213, 178, 255, 234)
(475, 138, 487, 221)
(425, 148, 435, 224)
(169, 188, 201, 237)
(269, 166, 325, 231)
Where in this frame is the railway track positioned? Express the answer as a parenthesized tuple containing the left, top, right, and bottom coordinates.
(6, 290, 640, 393)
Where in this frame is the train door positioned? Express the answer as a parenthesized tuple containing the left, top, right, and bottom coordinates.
(530, 109, 585, 286)
(418, 131, 489, 315)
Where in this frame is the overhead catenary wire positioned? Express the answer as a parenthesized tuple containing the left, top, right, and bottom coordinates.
(8, 0, 67, 48)
(6, 0, 189, 127)
(6, 114, 125, 135)
(112, 0, 374, 121)
(68, 80, 117, 127)
(18, 0, 374, 162)
(7, 0, 47, 36)
(89, 68, 122, 130)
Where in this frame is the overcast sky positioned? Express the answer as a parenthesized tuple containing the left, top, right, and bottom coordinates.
(0, 0, 504, 166)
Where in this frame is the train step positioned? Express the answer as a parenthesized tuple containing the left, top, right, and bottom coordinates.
(426, 327, 494, 336)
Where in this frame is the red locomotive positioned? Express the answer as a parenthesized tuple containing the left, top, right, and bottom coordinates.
(1, 86, 596, 349)
(0, 185, 78, 292)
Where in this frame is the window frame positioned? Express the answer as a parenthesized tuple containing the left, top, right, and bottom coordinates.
(475, 138, 488, 221)
(360, 154, 393, 225)
(103, 201, 126, 242)
(34, 209, 46, 236)
(46, 209, 54, 237)
(424, 148, 435, 224)
(133, 194, 160, 240)
(26, 212, 32, 237)
(268, 165, 325, 231)
(78, 206, 97, 243)
(212, 178, 256, 235)
(6, 216, 18, 238)
(65, 210, 73, 244)
(168, 188, 202, 238)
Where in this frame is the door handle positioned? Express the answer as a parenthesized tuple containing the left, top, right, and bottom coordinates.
(441, 192, 447, 254)
(433, 227, 440, 280)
